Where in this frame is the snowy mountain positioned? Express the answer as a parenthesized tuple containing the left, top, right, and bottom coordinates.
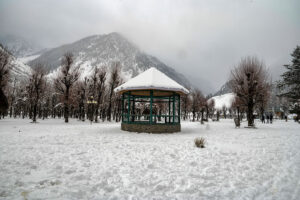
(0, 45, 32, 80)
(29, 32, 191, 88)
(0, 34, 42, 58)
(214, 81, 233, 96)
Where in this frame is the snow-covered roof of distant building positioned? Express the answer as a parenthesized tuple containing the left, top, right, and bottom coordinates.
(114, 67, 189, 95)
(208, 93, 236, 110)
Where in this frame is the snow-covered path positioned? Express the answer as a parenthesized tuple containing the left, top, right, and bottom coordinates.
(0, 119, 299, 200)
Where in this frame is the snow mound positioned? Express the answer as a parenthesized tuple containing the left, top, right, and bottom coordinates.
(209, 93, 236, 110)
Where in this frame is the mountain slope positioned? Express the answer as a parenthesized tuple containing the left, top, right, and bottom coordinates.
(29, 32, 191, 88)
(0, 45, 32, 80)
(214, 81, 233, 96)
(0, 35, 42, 58)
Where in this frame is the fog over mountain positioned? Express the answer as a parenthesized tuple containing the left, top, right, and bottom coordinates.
(1, 0, 299, 93)
(0, 35, 42, 57)
(29, 32, 193, 90)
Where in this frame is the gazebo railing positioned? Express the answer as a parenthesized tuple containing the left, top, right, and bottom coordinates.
(122, 114, 180, 124)
(121, 90, 181, 125)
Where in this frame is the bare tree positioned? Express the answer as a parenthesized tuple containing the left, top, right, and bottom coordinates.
(75, 78, 88, 121)
(8, 78, 17, 118)
(222, 105, 227, 119)
(229, 56, 271, 127)
(54, 53, 80, 123)
(87, 68, 98, 121)
(95, 67, 107, 122)
(204, 94, 213, 121)
(181, 94, 190, 121)
(107, 63, 120, 121)
(29, 64, 46, 122)
(232, 95, 247, 123)
(191, 89, 204, 122)
(199, 95, 206, 124)
(207, 98, 215, 119)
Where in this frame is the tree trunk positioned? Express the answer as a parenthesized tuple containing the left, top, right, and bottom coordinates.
(107, 87, 114, 121)
(94, 94, 101, 123)
(33, 103, 37, 122)
(64, 87, 69, 123)
(237, 107, 240, 123)
(247, 100, 254, 127)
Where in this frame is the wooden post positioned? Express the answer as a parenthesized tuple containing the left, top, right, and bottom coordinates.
(150, 90, 153, 124)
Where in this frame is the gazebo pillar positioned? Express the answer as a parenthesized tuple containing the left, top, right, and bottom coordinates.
(178, 95, 181, 123)
(168, 96, 171, 123)
(132, 96, 135, 122)
(173, 93, 175, 124)
(150, 90, 153, 124)
(127, 92, 130, 123)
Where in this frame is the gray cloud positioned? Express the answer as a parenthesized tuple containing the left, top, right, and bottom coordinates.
(1, 0, 299, 93)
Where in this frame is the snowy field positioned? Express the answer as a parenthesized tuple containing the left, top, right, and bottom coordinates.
(0, 118, 300, 200)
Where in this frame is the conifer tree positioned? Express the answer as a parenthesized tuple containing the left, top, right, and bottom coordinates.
(278, 45, 300, 121)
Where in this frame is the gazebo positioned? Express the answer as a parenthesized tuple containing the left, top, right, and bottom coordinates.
(114, 67, 189, 133)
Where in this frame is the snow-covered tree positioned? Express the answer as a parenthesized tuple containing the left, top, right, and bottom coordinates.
(0, 45, 12, 117)
(278, 45, 300, 121)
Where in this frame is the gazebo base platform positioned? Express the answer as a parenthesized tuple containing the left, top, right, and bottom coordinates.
(121, 123, 181, 133)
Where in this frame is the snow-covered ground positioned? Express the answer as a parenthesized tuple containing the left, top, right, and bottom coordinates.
(0, 119, 299, 200)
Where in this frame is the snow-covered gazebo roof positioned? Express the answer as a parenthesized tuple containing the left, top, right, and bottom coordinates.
(114, 67, 189, 95)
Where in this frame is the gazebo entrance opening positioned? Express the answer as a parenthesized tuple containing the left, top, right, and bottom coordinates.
(122, 90, 180, 125)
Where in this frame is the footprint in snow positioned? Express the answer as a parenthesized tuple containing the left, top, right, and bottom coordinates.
(65, 169, 76, 174)
(148, 164, 155, 169)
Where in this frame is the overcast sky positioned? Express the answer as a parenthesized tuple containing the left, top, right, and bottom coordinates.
(1, 0, 299, 93)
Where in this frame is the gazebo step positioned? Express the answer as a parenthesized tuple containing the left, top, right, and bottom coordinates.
(121, 123, 181, 133)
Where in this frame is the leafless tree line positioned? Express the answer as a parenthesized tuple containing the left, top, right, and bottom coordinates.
(182, 56, 271, 126)
(1, 49, 272, 126)
(1, 52, 123, 123)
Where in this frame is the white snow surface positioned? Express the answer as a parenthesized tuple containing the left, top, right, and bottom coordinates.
(0, 119, 300, 200)
(115, 67, 189, 94)
(209, 93, 236, 110)
(18, 55, 40, 64)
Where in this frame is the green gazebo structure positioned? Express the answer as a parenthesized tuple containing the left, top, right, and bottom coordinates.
(114, 67, 189, 133)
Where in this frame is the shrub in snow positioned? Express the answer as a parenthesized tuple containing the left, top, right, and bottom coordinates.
(194, 137, 206, 148)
